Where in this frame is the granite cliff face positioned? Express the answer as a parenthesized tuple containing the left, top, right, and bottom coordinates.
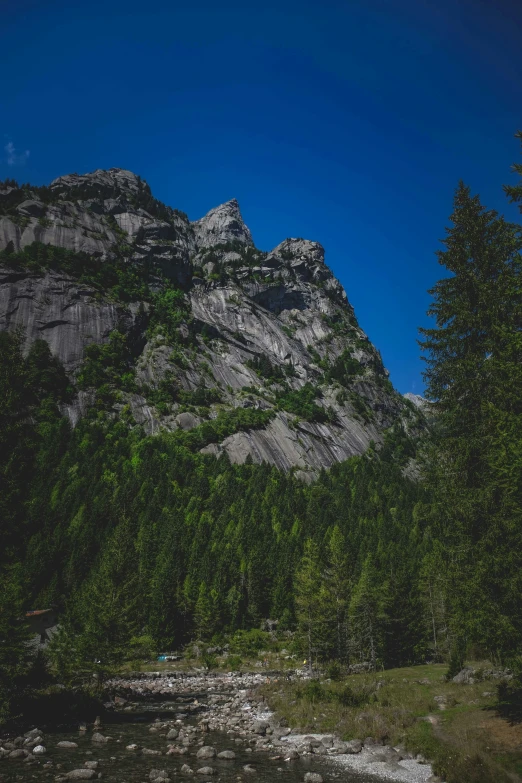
(192, 198, 253, 248)
(0, 168, 422, 477)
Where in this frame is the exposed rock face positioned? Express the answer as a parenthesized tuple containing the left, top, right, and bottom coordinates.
(404, 393, 434, 423)
(200, 413, 380, 476)
(0, 168, 424, 474)
(0, 207, 121, 258)
(0, 266, 140, 372)
(49, 167, 142, 199)
(0, 166, 195, 286)
(404, 392, 429, 410)
(192, 199, 253, 248)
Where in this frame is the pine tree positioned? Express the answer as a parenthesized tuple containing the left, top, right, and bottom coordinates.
(194, 583, 218, 641)
(322, 526, 350, 663)
(418, 544, 450, 662)
(294, 539, 326, 672)
(349, 556, 386, 669)
(49, 518, 143, 681)
(0, 565, 34, 724)
(419, 181, 522, 659)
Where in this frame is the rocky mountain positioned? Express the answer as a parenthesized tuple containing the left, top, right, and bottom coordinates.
(0, 168, 424, 478)
(403, 392, 431, 412)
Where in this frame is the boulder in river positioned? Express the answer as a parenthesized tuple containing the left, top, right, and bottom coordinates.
(24, 728, 43, 738)
(66, 770, 97, 780)
(217, 750, 236, 759)
(8, 749, 28, 759)
(57, 741, 78, 749)
(196, 745, 216, 759)
(149, 769, 169, 782)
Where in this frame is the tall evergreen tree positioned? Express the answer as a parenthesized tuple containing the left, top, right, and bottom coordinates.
(194, 582, 217, 641)
(349, 555, 387, 669)
(419, 181, 522, 659)
(323, 526, 351, 663)
(418, 544, 450, 662)
(48, 517, 143, 682)
(295, 539, 326, 672)
(0, 565, 34, 724)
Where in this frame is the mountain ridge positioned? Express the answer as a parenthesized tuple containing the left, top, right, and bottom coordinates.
(0, 167, 424, 478)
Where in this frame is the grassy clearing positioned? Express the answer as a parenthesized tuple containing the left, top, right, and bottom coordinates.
(259, 664, 522, 783)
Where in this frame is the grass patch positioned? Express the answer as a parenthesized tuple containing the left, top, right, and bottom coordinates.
(260, 663, 522, 783)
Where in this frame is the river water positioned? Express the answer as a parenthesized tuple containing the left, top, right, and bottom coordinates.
(0, 697, 381, 783)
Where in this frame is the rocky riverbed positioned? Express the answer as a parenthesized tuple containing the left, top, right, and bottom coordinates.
(0, 672, 440, 783)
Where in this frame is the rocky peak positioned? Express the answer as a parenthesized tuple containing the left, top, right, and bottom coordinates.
(270, 238, 325, 266)
(404, 392, 432, 413)
(192, 198, 253, 249)
(49, 168, 142, 199)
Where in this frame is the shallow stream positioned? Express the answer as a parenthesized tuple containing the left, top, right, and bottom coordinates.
(0, 696, 379, 783)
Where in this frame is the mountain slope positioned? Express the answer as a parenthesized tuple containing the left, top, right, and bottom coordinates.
(0, 168, 423, 476)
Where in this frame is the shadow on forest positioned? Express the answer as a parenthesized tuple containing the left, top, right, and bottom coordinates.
(490, 680, 522, 724)
(7, 689, 108, 733)
(7, 687, 210, 734)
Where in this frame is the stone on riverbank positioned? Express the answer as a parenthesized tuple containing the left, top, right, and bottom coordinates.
(66, 769, 97, 780)
(217, 750, 236, 759)
(196, 746, 216, 759)
(8, 749, 28, 758)
(149, 768, 169, 782)
(24, 728, 43, 738)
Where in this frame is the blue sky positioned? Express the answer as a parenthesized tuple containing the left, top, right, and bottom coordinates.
(2, 0, 521, 394)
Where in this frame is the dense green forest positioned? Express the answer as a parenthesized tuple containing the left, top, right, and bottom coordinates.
(1, 133, 521, 725)
(0, 328, 428, 670)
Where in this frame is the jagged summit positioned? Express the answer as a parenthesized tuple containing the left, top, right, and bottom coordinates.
(0, 166, 425, 476)
(192, 198, 253, 249)
(404, 392, 432, 415)
(50, 167, 142, 197)
(270, 238, 325, 264)
(404, 392, 428, 408)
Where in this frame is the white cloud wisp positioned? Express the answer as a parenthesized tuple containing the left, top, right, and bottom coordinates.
(5, 141, 30, 166)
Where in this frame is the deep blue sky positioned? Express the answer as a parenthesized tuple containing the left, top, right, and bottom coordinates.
(2, 0, 522, 394)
